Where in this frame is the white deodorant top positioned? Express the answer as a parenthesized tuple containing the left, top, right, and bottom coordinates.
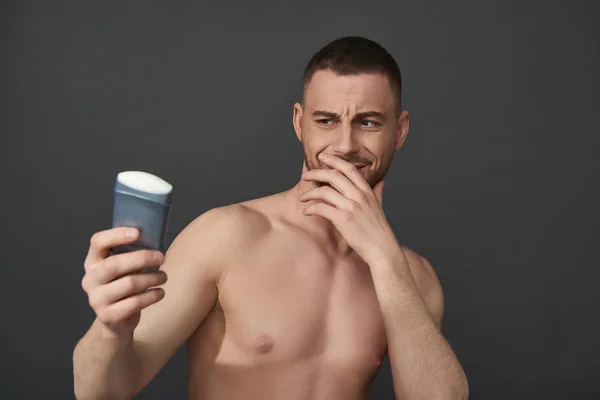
(117, 171, 173, 195)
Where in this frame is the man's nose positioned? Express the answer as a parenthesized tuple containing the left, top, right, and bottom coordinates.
(332, 123, 360, 154)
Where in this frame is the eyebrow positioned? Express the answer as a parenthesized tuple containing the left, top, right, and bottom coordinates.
(312, 110, 386, 121)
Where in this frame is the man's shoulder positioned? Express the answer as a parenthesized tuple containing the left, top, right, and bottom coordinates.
(161, 203, 271, 279)
(184, 202, 272, 245)
(172, 194, 282, 255)
(399, 246, 439, 284)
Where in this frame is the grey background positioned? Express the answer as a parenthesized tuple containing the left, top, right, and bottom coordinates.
(1, 0, 599, 399)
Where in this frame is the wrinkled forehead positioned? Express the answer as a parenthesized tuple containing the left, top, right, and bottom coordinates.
(303, 70, 396, 114)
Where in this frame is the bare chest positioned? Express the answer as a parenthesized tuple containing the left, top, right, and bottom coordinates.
(195, 237, 387, 372)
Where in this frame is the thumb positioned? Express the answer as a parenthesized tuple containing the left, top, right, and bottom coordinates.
(373, 179, 385, 205)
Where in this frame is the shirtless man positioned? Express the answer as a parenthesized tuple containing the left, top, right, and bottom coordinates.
(73, 36, 469, 400)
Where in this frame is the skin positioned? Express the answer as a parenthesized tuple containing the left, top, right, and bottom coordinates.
(73, 70, 468, 400)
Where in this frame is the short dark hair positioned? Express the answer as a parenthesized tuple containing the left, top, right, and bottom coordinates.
(302, 36, 402, 108)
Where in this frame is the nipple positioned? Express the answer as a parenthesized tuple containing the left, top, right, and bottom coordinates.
(253, 334, 274, 354)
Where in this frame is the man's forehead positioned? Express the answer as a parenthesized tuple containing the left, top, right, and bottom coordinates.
(304, 70, 395, 112)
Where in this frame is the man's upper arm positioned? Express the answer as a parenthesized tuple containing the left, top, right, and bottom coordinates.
(130, 206, 236, 393)
(401, 247, 445, 330)
(420, 256, 444, 330)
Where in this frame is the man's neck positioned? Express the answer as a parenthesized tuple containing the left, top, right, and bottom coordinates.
(282, 163, 354, 257)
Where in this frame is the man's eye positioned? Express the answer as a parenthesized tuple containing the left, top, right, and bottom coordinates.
(317, 119, 334, 126)
(360, 120, 380, 128)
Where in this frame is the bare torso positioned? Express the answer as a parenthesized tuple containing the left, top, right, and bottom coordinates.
(183, 189, 424, 399)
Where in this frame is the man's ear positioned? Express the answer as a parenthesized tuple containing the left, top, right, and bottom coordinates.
(293, 102, 303, 142)
(395, 110, 409, 150)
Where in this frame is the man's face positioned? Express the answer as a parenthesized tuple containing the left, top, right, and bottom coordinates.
(293, 70, 408, 188)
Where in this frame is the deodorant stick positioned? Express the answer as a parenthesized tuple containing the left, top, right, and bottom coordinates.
(110, 171, 173, 268)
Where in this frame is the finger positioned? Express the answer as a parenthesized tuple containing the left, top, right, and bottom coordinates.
(88, 250, 164, 286)
(318, 153, 372, 192)
(85, 227, 140, 268)
(299, 186, 353, 209)
(302, 201, 342, 222)
(89, 271, 168, 308)
(373, 179, 385, 205)
(98, 288, 165, 325)
(302, 169, 362, 200)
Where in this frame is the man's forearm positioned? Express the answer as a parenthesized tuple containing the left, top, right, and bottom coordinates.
(73, 319, 141, 400)
(369, 249, 468, 400)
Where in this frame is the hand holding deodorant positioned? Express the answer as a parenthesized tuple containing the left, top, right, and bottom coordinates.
(111, 171, 173, 271)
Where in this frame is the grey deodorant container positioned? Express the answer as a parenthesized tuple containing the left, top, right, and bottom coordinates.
(110, 171, 173, 271)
